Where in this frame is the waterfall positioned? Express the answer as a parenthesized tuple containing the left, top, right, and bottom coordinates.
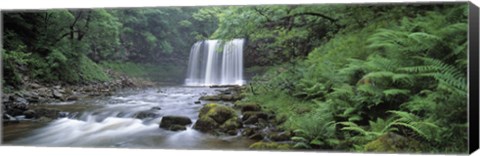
(185, 39, 245, 86)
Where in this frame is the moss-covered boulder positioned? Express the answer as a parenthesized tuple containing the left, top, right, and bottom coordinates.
(249, 141, 292, 150)
(159, 116, 192, 131)
(193, 103, 242, 135)
(364, 132, 422, 152)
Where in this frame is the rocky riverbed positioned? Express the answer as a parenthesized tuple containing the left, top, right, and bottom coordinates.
(3, 80, 293, 150)
(2, 70, 155, 124)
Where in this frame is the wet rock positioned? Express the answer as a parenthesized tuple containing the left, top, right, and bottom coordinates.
(159, 116, 192, 130)
(268, 131, 292, 141)
(135, 111, 159, 119)
(151, 107, 162, 110)
(194, 101, 201, 104)
(33, 108, 61, 119)
(241, 127, 257, 136)
(6, 103, 29, 116)
(169, 124, 187, 131)
(23, 109, 36, 119)
(248, 132, 265, 140)
(58, 112, 69, 118)
(3, 113, 16, 121)
(199, 95, 221, 101)
(193, 103, 242, 135)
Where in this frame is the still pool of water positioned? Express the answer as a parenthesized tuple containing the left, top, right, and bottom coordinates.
(2, 86, 256, 149)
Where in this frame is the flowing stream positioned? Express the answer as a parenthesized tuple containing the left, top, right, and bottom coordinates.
(2, 86, 255, 149)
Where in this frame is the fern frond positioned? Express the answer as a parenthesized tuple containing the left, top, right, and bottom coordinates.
(383, 89, 410, 97)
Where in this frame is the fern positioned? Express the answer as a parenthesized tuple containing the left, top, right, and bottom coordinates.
(386, 110, 440, 142)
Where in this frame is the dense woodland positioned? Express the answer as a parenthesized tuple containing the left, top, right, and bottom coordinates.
(2, 3, 468, 153)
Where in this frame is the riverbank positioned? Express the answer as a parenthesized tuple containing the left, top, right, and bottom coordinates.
(196, 85, 295, 150)
(2, 69, 156, 124)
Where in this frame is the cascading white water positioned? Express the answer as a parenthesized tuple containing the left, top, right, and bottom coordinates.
(185, 39, 245, 86)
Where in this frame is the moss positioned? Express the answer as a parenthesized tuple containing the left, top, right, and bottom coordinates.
(194, 103, 241, 134)
(364, 132, 422, 153)
(249, 141, 292, 150)
(220, 118, 241, 131)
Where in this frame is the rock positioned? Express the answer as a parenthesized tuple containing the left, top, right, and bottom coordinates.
(6, 103, 29, 116)
(242, 127, 257, 136)
(194, 101, 201, 104)
(193, 103, 242, 135)
(12, 96, 28, 105)
(52, 89, 64, 100)
(248, 132, 265, 140)
(268, 131, 292, 141)
(151, 107, 162, 110)
(135, 111, 159, 119)
(249, 141, 292, 150)
(29, 83, 42, 89)
(199, 95, 221, 101)
(159, 116, 192, 129)
(242, 111, 269, 124)
(238, 103, 261, 113)
(23, 110, 36, 119)
(33, 108, 61, 119)
(169, 124, 187, 131)
(364, 132, 422, 152)
(3, 113, 16, 121)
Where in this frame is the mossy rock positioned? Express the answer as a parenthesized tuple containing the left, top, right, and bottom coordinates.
(249, 141, 292, 150)
(169, 124, 187, 131)
(364, 132, 422, 153)
(236, 103, 261, 113)
(193, 103, 242, 135)
(159, 116, 192, 129)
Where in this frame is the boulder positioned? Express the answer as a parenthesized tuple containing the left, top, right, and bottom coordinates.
(242, 111, 270, 125)
(193, 103, 242, 135)
(135, 111, 160, 119)
(364, 132, 422, 152)
(169, 124, 187, 131)
(159, 116, 192, 130)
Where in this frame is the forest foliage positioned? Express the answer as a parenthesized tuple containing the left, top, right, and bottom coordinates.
(211, 3, 468, 153)
(2, 7, 217, 90)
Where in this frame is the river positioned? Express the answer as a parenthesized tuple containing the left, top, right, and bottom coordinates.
(2, 86, 256, 149)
